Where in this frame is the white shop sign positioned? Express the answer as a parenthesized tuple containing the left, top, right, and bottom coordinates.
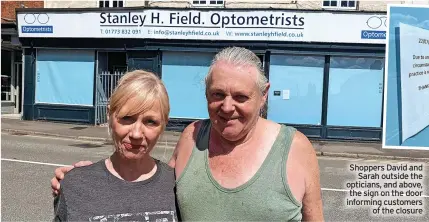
(17, 9, 386, 44)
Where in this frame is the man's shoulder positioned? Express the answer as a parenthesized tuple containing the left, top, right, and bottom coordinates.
(290, 130, 315, 156)
(261, 119, 298, 140)
(178, 119, 209, 143)
(182, 119, 207, 134)
(288, 130, 318, 174)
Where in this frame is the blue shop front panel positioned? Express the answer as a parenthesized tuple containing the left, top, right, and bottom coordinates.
(267, 54, 325, 125)
(267, 52, 384, 140)
(161, 51, 214, 120)
(326, 56, 384, 128)
(23, 49, 97, 123)
(36, 49, 95, 106)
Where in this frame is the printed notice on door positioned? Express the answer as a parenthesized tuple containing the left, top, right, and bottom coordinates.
(398, 22, 429, 144)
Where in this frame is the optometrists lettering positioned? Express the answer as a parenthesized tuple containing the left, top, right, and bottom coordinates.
(99, 11, 305, 27)
(98, 11, 305, 39)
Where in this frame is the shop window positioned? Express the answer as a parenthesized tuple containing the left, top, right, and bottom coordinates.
(35, 49, 95, 106)
(1, 50, 12, 101)
(161, 51, 214, 119)
(191, 0, 224, 7)
(267, 54, 325, 125)
(326, 57, 384, 127)
(322, 0, 357, 9)
(99, 0, 124, 7)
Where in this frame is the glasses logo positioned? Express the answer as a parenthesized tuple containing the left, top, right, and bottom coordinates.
(366, 16, 387, 29)
(24, 13, 49, 24)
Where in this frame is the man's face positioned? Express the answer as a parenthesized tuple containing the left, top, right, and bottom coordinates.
(206, 60, 267, 141)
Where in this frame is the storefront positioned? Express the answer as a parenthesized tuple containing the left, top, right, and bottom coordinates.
(16, 7, 387, 141)
(2, 22, 23, 115)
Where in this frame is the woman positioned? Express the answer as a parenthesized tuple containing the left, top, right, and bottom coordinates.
(53, 70, 178, 221)
(52, 47, 324, 221)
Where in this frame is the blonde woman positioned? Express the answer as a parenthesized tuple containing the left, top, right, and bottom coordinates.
(53, 70, 178, 221)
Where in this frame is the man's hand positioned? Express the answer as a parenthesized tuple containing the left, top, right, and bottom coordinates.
(51, 161, 93, 196)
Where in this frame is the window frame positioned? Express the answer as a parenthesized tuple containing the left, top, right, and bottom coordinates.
(322, 0, 357, 10)
(98, 0, 125, 8)
(191, 0, 225, 8)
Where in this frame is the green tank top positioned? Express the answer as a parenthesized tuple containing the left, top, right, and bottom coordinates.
(175, 119, 303, 221)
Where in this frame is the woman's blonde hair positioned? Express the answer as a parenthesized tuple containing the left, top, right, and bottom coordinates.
(108, 70, 170, 131)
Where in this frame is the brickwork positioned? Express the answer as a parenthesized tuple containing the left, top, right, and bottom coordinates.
(1, 1, 44, 23)
(358, 1, 397, 11)
(126, 0, 147, 7)
(225, 0, 318, 9)
(45, 1, 97, 8)
(147, 1, 191, 8)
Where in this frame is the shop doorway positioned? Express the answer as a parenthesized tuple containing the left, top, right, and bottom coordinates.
(13, 61, 22, 113)
(94, 50, 160, 125)
(127, 51, 159, 74)
(95, 51, 127, 125)
(1, 50, 22, 115)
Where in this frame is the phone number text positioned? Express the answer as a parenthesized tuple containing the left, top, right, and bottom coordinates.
(100, 29, 142, 35)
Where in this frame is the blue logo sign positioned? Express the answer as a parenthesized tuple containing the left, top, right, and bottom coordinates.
(22, 26, 53, 33)
(361, 16, 387, 40)
(361, 30, 386, 39)
(22, 13, 53, 34)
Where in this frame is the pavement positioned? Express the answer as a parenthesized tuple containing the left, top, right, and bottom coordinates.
(2, 117, 429, 162)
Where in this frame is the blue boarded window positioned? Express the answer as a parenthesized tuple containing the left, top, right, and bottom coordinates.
(161, 51, 214, 119)
(327, 57, 384, 127)
(35, 49, 95, 106)
(267, 54, 325, 125)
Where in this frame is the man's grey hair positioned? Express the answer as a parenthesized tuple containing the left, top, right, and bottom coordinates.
(205, 47, 268, 95)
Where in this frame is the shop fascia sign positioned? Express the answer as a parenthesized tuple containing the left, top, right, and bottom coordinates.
(17, 9, 386, 44)
(98, 11, 305, 28)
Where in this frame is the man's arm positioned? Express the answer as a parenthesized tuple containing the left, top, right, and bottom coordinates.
(168, 121, 201, 179)
(300, 134, 324, 221)
(295, 132, 324, 221)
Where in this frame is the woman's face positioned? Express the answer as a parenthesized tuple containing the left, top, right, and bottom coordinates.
(206, 61, 267, 142)
(109, 101, 164, 160)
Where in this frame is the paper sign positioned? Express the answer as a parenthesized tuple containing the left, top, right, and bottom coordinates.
(282, 90, 290, 100)
(398, 23, 429, 143)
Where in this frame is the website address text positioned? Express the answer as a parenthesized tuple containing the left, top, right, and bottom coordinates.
(228, 30, 303, 38)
